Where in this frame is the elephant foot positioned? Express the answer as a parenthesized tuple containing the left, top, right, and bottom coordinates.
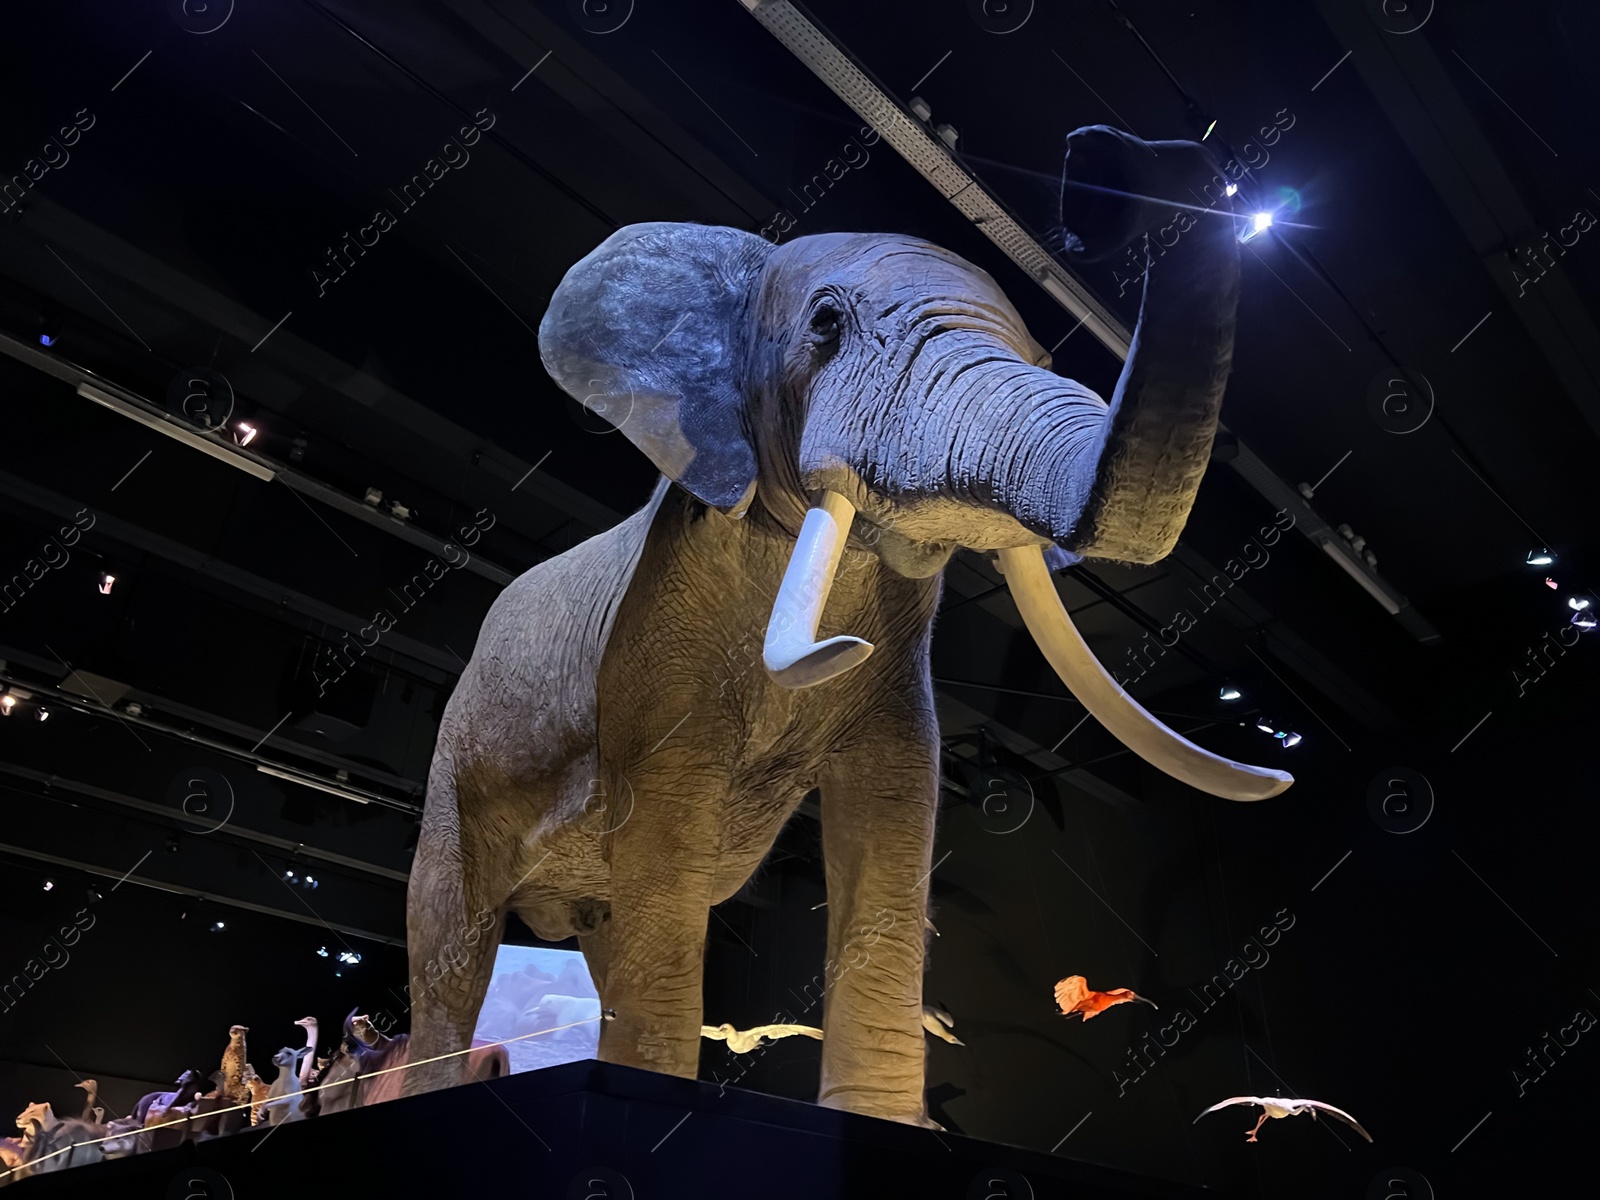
(397, 1056, 465, 1099)
(818, 1087, 929, 1127)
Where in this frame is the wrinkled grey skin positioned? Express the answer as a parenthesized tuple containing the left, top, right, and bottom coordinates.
(403, 127, 1240, 1122)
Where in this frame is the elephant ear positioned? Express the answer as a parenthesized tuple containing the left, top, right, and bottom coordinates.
(539, 223, 774, 510)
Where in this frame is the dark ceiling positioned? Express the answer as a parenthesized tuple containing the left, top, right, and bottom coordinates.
(0, 1, 1595, 1197)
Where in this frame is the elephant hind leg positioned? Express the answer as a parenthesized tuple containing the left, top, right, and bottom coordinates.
(401, 765, 505, 1098)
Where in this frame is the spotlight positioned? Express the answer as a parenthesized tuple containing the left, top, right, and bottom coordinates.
(210, 920, 226, 932)
(1219, 686, 1242, 701)
(1255, 718, 1277, 734)
(34, 707, 49, 722)
(1573, 610, 1598, 631)
(337, 950, 361, 965)
(1239, 211, 1273, 244)
(234, 421, 258, 447)
(86, 887, 102, 904)
(1568, 596, 1591, 610)
(1280, 732, 1303, 748)
(304, 875, 318, 889)
(42, 878, 54, 892)
(315, 946, 330, 957)
(1527, 548, 1555, 566)
(285, 870, 297, 881)
(1545, 577, 1559, 589)
(1224, 182, 1238, 197)
(98, 571, 116, 595)
(1202, 118, 1217, 140)
(0, 695, 15, 716)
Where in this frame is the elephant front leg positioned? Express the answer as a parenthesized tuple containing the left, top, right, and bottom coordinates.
(817, 738, 939, 1123)
(596, 773, 718, 1079)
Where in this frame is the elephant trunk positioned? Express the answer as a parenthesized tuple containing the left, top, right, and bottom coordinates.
(1053, 127, 1242, 563)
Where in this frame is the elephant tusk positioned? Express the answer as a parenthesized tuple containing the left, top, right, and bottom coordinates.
(997, 545, 1292, 801)
(764, 490, 875, 688)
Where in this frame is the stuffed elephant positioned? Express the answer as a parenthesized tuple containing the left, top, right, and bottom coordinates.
(403, 125, 1291, 1123)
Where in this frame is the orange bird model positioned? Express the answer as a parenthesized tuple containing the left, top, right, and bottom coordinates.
(1054, 975, 1158, 1020)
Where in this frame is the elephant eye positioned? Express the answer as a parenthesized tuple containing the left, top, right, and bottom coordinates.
(807, 302, 842, 344)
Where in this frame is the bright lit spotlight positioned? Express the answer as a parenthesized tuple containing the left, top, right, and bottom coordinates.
(98, 572, 116, 595)
(1238, 211, 1274, 244)
(1526, 548, 1555, 566)
(1255, 718, 1277, 734)
(1568, 596, 1591, 610)
(1219, 686, 1242, 701)
(1280, 732, 1303, 748)
(0, 695, 15, 716)
(235, 422, 258, 447)
(1202, 118, 1217, 140)
(285, 870, 297, 881)
(1545, 577, 1559, 589)
(1573, 610, 1598, 631)
(1224, 182, 1238, 197)
(42, 879, 54, 892)
(210, 921, 226, 932)
(337, 951, 361, 965)
(35, 707, 49, 722)
(316, 946, 330, 957)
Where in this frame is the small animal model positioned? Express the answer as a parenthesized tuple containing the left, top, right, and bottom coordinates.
(1054, 975, 1158, 1020)
(700, 1023, 824, 1054)
(921, 1005, 964, 1046)
(1193, 1095, 1373, 1143)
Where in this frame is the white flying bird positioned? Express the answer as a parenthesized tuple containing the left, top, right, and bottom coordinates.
(1193, 1095, 1373, 1143)
(921, 1005, 964, 1045)
(701, 1023, 823, 1054)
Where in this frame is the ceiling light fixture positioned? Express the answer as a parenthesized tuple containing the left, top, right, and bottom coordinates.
(1526, 548, 1555, 566)
(1224, 182, 1238, 196)
(1280, 732, 1303, 748)
(1255, 718, 1277, 734)
(234, 421, 258, 447)
(0, 695, 15, 716)
(1219, 686, 1242, 701)
(1567, 596, 1591, 610)
(98, 571, 116, 595)
(1239, 211, 1274, 244)
(1573, 610, 1597, 631)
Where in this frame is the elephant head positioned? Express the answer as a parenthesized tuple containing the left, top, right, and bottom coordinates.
(539, 125, 1290, 802)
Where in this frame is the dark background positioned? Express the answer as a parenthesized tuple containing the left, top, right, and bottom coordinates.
(0, 1, 1595, 1196)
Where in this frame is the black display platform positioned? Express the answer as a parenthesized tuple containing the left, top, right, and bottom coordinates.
(7, 1061, 1226, 1199)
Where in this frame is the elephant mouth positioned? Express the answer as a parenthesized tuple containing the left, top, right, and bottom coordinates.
(763, 490, 1292, 802)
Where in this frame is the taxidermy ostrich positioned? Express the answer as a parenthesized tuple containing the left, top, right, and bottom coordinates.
(1193, 1095, 1373, 1143)
(73, 1080, 102, 1124)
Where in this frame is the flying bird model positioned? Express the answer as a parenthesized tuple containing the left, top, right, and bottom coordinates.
(1054, 975, 1158, 1020)
(700, 1023, 823, 1054)
(921, 1005, 965, 1045)
(1193, 1095, 1373, 1143)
